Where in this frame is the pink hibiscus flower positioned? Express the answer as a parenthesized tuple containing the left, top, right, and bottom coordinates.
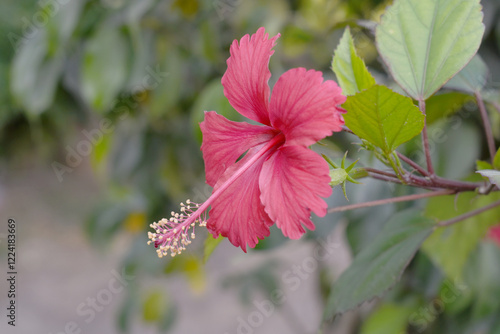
(148, 27, 346, 257)
(488, 224, 500, 246)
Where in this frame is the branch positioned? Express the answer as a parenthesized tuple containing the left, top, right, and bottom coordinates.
(341, 123, 487, 192)
(327, 190, 455, 214)
(493, 102, 500, 116)
(365, 169, 481, 192)
(419, 100, 435, 176)
(431, 176, 482, 191)
(396, 152, 430, 177)
(364, 167, 399, 179)
(475, 91, 497, 163)
(366, 171, 404, 185)
(437, 199, 500, 227)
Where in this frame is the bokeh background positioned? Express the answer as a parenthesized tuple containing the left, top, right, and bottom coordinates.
(1, 0, 500, 333)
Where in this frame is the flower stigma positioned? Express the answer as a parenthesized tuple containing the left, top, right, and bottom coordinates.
(148, 199, 207, 258)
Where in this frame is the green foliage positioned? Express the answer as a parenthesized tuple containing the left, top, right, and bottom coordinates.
(142, 290, 167, 322)
(165, 255, 206, 294)
(360, 303, 416, 334)
(324, 152, 361, 199)
(190, 79, 241, 144)
(423, 192, 500, 279)
(324, 210, 434, 318)
(477, 160, 493, 171)
(429, 121, 481, 180)
(81, 26, 129, 112)
(494, 148, 500, 170)
(343, 85, 424, 154)
(222, 261, 281, 306)
(445, 55, 488, 94)
(332, 27, 376, 95)
(141, 289, 177, 331)
(477, 170, 500, 187)
(86, 202, 131, 248)
(3, 0, 500, 332)
(10, 29, 64, 116)
(464, 242, 500, 319)
(376, 0, 485, 100)
(9, 1, 84, 116)
(204, 233, 224, 263)
(425, 92, 474, 125)
(328, 168, 348, 187)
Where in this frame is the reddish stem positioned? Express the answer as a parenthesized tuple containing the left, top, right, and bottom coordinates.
(419, 100, 435, 176)
(475, 91, 497, 163)
(437, 199, 500, 227)
(328, 190, 455, 213)
(397, 152, 430, 177)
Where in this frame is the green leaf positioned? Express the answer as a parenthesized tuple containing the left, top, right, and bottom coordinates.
(445, 55, 488, 93)
(141, 288, 177, 330)
(343, 85, 424, 154)
(430, 122, 480, 180)
(45, 0, 85, 47)
(159, 302, 177, 332)
(117, 286, 138, 333)
(464, 242, 500, 318)
(172, 0, 199, 17)
(149, 48, 183, 119)
(477, 170, 500, 187)
(376, 0, 485, 100)
(142, 290, 167, 322)
(204, 233, 224, 263)
(91, 131, 112, 173)
(324, 209, 434, 318)
(332, 27, 376, 95)
(361, 303, 416, 334)
(476, 160, 493, 171)
(425, 92, 474, 125)
(191, 79, 241, 144)
(494, 148, 500, 170)
(10, 29, 64, 116)
(81, 26, 129, 112)
(86, 203, 130, 247)
(282, 26, 315, 57)
(164, 255, 206, 294)
(423, 192, 500, 279)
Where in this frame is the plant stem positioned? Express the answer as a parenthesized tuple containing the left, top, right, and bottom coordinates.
(327, 190, 455, 213)
(475, 91, 497, 163)
(437, 199, 500, 227)
(367, 172, 404, 185)
(387, 152, 405, 182)
(432, 176, 481, 191)
(419, 99, 435, 176)
(365, 168, 481, 191)
(364, 167, 399, 179)
(493, 102, 500, 116)
(396, 152, 430, 177)
(341, 120, 488, 192)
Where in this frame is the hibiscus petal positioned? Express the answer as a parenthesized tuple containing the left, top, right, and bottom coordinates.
(269, 68, 346, 147)
(259, 145, 332, 239)
(221, 27, 280, 126)
(207, 147, 274, 251)
(200, 111, 276, 187)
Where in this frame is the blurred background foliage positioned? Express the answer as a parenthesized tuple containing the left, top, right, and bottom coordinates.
(2, 0, 500, 333)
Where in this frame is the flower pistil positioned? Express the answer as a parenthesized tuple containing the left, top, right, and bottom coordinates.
(148, 200, 207, 258)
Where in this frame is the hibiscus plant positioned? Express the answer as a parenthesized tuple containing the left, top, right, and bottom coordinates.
(146, 0, 500, 328)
